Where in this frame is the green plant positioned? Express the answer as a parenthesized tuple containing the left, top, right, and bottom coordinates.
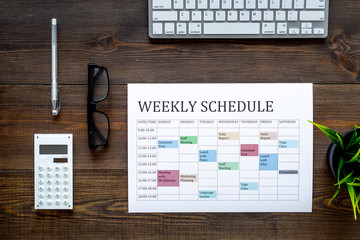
(310, 121, 360, 220)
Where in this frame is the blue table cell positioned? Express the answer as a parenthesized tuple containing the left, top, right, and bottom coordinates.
(158, 140, 178, 148)
(279, 140, 298, 148)
(199, 150, 217, 162)
(259, 154, 278, 170)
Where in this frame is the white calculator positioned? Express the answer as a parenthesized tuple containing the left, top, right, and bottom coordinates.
(34, 134, 73, 210)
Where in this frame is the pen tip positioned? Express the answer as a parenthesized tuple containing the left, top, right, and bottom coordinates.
(52, 18, 57, 25)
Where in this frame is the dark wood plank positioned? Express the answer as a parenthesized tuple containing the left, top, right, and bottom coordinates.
(0, 0, 359, 85)
(0, 170, 360, 240)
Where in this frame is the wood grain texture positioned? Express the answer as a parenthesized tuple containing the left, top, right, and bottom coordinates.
(1, 0, 360, 239)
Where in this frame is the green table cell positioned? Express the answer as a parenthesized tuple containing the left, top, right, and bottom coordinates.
(180, 136, 198, 144)
(218, 162, 239, 170)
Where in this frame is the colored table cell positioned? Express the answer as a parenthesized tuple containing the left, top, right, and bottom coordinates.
(199, 190, 217, 198)
(199, 150, 217, 162)
(180, 136, 198, 144)
(260, 132, 277, 140)
(241, 144, 259, 156)
(259, 154, 278, 170)
(218, 132, 239, 140)
(240, 182, 258, 190)
(218, 162, 239, 170)
(158, 140, 178, 148)
(180, 174, 198, 182)
(279, 140, 298, 148)
(157, 170, 179, 186)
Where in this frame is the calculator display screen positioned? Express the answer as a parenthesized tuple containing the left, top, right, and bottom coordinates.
(39, 145, 68, 154)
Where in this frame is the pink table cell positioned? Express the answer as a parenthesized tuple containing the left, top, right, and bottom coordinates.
(241, 144, 259, 156)
(157, 170, 179, 186)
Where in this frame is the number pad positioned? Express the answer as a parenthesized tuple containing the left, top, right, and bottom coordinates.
(36, 164, 72, 209)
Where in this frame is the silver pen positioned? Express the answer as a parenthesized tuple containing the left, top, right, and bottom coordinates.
(51, 18, 61, 115)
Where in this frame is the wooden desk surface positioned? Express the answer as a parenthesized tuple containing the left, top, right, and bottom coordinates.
(1, 0, 360, 239)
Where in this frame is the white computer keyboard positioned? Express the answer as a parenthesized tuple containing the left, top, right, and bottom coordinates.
(148, 0, 329, 38)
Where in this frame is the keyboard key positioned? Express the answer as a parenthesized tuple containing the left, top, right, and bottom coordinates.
(306, 0, 325, 9)
(228, 11, 238, 21)
(258, 0, 268, 9)
(277, 23, 287, 34)
(270, 0, 280, 9)
(177, 23, 187, 34)
(210, 0, 220, 9)
(153, 11, 178, 21)
(216, 11, 226, 21)
(294, 0, 304, 9)
(234, 0, 244, 9)
(186, 0, 196, 9)
(264, 11, 274, 21)
(288, 11, 298, 21)
(204, 11, 214, 21)
(153, 23, 162, 35)
(302, 22, 312, 28)
(252, 11, 262, 21)
(204, 23, 260, 34)
(240, 11, 250, 21)
(192, 11, 202, 21)
(222, 0, 232, 9)
(174, 0, 184, 9)
(289, 28, 300, 34)
(300, 11, 325, 21)
(314, 28, 325, 34)
(262, 23, 275, 34)
(301, 28, 312, 34)
(276, 11, 286, 21)
(189, 23, 202, 34)
(180, 11, 190, 21)
(198, 0, 208, 9)
(246, 0, 256, 9)
(165, 23, 175, 34)
(282, 0, 292, 9)
(153, 0, 171, 9)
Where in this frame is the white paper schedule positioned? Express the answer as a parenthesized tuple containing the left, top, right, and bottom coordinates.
(128, 84, 313, 212)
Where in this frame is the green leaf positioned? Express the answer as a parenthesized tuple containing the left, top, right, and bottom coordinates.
(347, 183, 360, 187)
(308, 121, 343, 148)
(346, 147, 360, 163)
(346, 183, 357, 220)
(356, 193, 360, 214)
(335, 171, 354, 186)
(337, 156, 344, 184)
(348, 137, 360, 148)
(328, 187, 342, 205)
(336, 133, 344, 150)
(346, 126, 358, 150)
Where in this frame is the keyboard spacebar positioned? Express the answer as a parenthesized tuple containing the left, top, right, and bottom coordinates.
(204, 23, 260, 34)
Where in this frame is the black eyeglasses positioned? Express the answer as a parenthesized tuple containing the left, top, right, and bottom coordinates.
(87, 63, 110, 149)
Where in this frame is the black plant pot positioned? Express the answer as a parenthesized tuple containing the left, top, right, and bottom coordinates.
(327, 129, 359, 178)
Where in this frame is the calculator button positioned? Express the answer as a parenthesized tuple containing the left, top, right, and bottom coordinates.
(39, 200, 44, 205)
(39, 172, 44, 178)
(39, 186, 44, 191)
(38, 166, 44, 171)
(47, 186, 52, 191)
(39, 179, 44, 184)
(63, 166, 68, 171)
(47, 193, 52, 198)
(63, 193, 69, 198)
(63, 200, 69, 205)
(55, 179, 61, 185)
(64, 172, 68, 178)
(63, 179, 69, 185)
(39, 193, 44, 198)
(47, 200, 52, 205)
(55, 200, 60, 205)
(47, 166, 52, 171)
(55, 186, 61, 192)
(63, 186, 69, 191)
(55, 172, 60, 178)
(47, 173, 52, 178)
(47, 179, 52, 184)
(55, 167, 60, 171)
(56, 193, 61, 198)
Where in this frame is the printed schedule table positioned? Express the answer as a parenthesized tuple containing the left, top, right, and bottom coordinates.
(136, 119, 300, 202)
(128, 84, 313, 212)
